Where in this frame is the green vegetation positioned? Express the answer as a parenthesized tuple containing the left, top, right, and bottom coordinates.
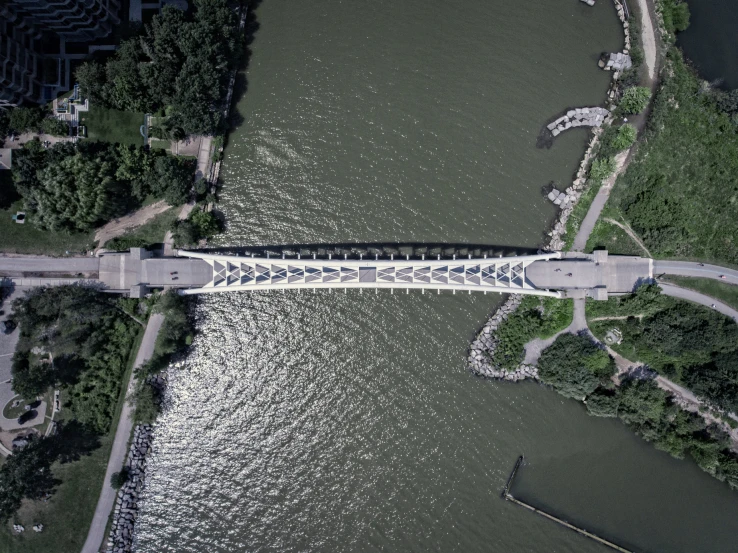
(537, 332, 738, 490)
(11, 286, 141, 433)
(132, 291, 194, 423)
(611, 50, 738, 264)
(11, 140, 193, 233)
(109, 468, 129, 490)
(171, 206, 222, 247)
(588, 285, 738, 413)
(538, 333, 615, 400)
(104, 207, 178, 251)
(659, 0, 691, 34)
(39, 118, 70, 137)
(620, 86, 651, 114)
(8, 108, 45, 134)
(0, 201, 95, 255)
(611, 124, 637, 151)
(585, 216, 646, 256)
(490, 297, 573, 370)
(83, 105, 144, 146)
(588, 156, 616, 183)
(660, 276, 738, 311)
(76, 0, 243, 135)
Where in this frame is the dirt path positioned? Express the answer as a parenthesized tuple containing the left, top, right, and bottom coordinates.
(635, 0, 658, 84)
(94, 201, 172, 251)
(523, 298, 588, 365)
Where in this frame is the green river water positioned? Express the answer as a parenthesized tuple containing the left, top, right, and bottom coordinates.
(134, 1, 738, 551)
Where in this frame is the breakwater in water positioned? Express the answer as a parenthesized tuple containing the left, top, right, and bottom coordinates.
(106, 425, 154, 553)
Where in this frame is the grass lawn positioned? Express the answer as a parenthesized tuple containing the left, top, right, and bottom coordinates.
(105, 206, 179, 251)
(660, 276, 738, 311)
(0, 201, 95, 256)
(584, 211, 646, 256)
(149, 138, 172, 151)
(0, 325, 146, 553)
(2, 395, 25, 420)
(83, 106, 145, 146)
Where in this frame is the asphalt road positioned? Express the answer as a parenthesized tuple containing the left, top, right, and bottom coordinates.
(659, 283, 738, 322)
(653, 260, 738, 284)
(0, 256, 99, 275)
(81, 313, 164, 553)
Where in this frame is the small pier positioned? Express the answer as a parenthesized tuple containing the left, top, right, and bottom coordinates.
(502, 456, 635, 553)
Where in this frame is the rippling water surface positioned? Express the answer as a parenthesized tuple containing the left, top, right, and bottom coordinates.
(135, 1, 738, 551)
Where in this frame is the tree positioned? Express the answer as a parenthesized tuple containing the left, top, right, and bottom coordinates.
(40, 117, 70, 137)
(11, 352, 54, 399)
(104, 40, 152, 112)
(153, 155, 192, 205)
(33, 151, 123, 231)
(115, 144, 156, 201)
(538, 334, 616, 400)
(171, 219, 197, 247)
(662, 0, 690, 33)
(620, 87, 652, 114)
(611, 123, 637, 151)
(189, 208, 220, 239)
(589, 156, 616, 184)
(110, 468, 129, 489)
(585, 388, 620, 417)
(8, 107, 45, 134)
(75, 61, 108, 103)
(0, 437, 57, 521)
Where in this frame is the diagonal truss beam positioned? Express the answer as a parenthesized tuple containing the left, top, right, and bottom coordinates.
(177, 251, 563, 297)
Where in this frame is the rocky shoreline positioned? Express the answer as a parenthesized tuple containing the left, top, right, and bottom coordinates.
(106, 424, 153, 553)
(467, 295, 539, 381)
(467, 0, 631, 378)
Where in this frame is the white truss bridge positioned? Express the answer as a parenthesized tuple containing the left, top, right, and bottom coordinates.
(177, 251, 563, 297)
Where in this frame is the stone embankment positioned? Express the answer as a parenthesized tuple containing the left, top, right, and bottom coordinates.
(468, 0, 632, 376)
(467, 295, 539, 381)
(547, 107, 610, 137)
(106, 424, 153, 553)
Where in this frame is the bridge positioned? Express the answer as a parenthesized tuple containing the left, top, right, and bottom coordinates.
(0, 247, 657, 300)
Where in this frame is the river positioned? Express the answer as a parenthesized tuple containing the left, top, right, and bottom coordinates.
(134, 1, 738, 551)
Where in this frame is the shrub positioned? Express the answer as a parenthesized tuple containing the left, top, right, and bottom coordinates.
(586, 388, 620, 417)
(132, 381, 160, 425)
(611, 124, 637, 151)
(589, 156, 616, 184)
(620, 87, 652, 114)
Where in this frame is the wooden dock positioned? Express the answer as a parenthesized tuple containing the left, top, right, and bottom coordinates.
(502, 456, 635, 553)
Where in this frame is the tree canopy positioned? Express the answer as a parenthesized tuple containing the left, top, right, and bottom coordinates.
(12, 140, 193, 231)
(75, 0, 243, 135)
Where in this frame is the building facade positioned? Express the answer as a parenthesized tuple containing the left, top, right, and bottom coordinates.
(0, 0, 121, 107)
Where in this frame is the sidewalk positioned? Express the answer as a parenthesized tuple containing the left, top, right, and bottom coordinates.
(81, 313, 164, 553)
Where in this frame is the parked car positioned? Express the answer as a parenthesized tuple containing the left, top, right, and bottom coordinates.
(17, 410, 37, 425)
(2, 320, 16, 334)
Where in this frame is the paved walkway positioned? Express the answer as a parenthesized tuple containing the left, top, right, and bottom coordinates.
(81, 313, 164, 553)
(658, 282, 738, 322)
(653, 260, 738, 284)
(522, 298, 587, 365)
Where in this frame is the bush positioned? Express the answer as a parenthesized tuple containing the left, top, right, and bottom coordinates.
(586, 388, 620, 417)
(611, 124, 637, 151)
(620, 87, 652, 114)
(589, 156, 616, 184)
(661, 0, 690, 33)
(40, 117, 70, 137)
(132, 381, 160, 425)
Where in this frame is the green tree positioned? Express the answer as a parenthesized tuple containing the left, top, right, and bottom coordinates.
(8, 107, 45, 134)
(104, 40, 152, 112)
(115, 144, 156, 201)
(11, 352, 54, 399)
(75, 61, 108, 103)
(662, 0, 690, 33)
(621, 87, 652, 114)
(0, 437, 57, 521)
(40, 117, 70, 137)
(538, 334, 616, 400)
(585, 388, 620, 417)
(189, 208, 220, 239)
(110, 468, 129, 489)
(611, 123, 637, 151)
(33, 151, 123, 231)
(153, 155, 192, 205)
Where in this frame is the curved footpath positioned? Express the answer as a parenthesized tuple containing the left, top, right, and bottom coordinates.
(81, 313, 164, 553)
(658, 282, 738, 322)
(653, 260, 738, 283)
